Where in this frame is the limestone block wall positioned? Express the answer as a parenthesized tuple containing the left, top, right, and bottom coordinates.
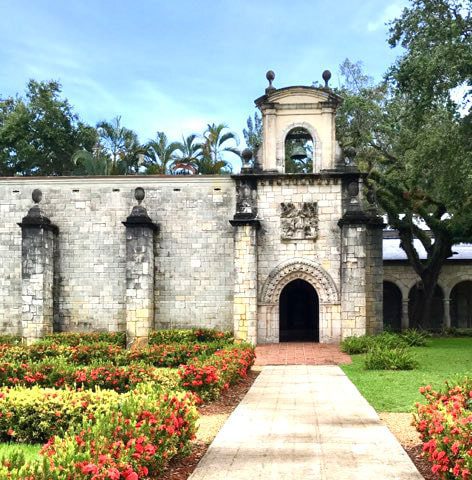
(340, 225, 368, 337)
(0, 177, 235, 335)
(365, 227, 384, 334)
(256, 175, 343, 342)
(232, 223, 258, 343)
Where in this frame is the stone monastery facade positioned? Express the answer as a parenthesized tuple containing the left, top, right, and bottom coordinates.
(0, 76, 470, 345)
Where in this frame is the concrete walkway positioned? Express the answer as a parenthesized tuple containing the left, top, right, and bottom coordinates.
(189, 365, 423, 480)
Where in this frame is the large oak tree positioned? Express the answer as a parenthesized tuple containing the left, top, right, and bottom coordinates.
(336, 0, 472, 328)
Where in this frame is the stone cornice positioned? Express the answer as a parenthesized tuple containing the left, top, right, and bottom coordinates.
(0, 176, 235, 187)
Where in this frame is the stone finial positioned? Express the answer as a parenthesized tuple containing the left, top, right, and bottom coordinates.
(265, 70, 276, 94)
(134, 187, 145, 205)
(122, 187, 158, 231)
(322, 70, 332, 88)
(347, 180, 360, 210)
(18, 189, 58, 233)
(32, 189, 42, 204)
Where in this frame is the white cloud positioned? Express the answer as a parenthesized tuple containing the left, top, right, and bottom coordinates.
(367, 2, 407, 32)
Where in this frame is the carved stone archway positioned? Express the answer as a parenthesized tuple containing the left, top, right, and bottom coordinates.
(260, 258, 339, 305)
(258, 258, 340, 343)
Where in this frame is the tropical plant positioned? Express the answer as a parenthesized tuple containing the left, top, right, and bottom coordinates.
(144, 131, 180, 174)
(242, 112, 263, 155)
(71, 146, 110, 175)
(171, 134, 201, 174)
(96, 117, 144, 175)
(195, 123, 239, 174)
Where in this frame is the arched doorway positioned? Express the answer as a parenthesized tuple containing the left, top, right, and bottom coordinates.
(383, 281, 402, 332)
(408, 284, 444, 330)
(279, 279, 319, 341)
(284, 127, 314, 173)
(450, 281, 472, 328)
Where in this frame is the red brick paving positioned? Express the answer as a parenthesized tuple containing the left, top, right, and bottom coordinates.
(254, 342, 352, 366)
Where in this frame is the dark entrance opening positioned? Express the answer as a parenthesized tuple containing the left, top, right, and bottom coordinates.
(279, 279, 319, 342)
(383, 281, 402, 332)
(451, 281, 472, 328)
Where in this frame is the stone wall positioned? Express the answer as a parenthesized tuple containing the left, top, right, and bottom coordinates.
(0, 177, 235, 335)
(255, 175, 343, 343)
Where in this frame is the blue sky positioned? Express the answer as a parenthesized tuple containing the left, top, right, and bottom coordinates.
(0, 0, 406, 169)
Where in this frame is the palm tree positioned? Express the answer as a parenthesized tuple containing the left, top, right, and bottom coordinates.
(171, 134, 202, 174)
(71, 146, 109, 175)
(96, 117, 144, 174)
(144, 131, 180, 174)
(195, 123, 239, 174)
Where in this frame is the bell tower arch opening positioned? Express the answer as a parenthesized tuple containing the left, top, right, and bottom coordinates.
(279, 279, 319, 342)
(284, 127, 314, 173)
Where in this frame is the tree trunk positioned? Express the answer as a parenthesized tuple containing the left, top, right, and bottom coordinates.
(410, 270, 441, 329)
(399, 230, 453, 330)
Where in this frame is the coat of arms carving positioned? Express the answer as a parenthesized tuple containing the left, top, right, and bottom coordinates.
(280, 202, 318, 240)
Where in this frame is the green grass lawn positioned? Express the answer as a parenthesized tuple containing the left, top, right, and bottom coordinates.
(341, 337, 472, 412)
(0, 442, 40, 462)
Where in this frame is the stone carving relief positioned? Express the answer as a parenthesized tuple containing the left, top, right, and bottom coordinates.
(235, 180, 257, 217)
(280, 202, 318, 240)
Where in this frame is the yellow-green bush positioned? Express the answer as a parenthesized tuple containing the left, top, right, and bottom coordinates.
(0, 386, 121, 443)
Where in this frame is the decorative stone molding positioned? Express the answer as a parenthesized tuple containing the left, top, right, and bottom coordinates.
(260, 258, 339, 305)
(280, 202, 318, 240)
(276, 121, 322, 172)
(258, 175, 340, 187)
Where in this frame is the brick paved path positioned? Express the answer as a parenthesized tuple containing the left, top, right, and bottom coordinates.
(254, 342, 352, 366)
(188, 365, 423, 480)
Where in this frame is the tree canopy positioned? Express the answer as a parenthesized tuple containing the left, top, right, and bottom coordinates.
(336, 0, 472, 328)
(0, 80, 96, 176)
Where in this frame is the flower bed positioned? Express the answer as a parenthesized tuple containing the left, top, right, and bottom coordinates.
(178, 344, 255, 401)
(0, 386, 198, 479)
(414, 378, 472, 479)
(0, 329, 255, 478)
(0, 338, 231, 367)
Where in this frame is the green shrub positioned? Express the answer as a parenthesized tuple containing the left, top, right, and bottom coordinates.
(401, 328, 429, 346)
(0, 387, 198, 479)
(0, 336, 21, 345)
(340, 335, 373, 354)
(149, 328, 232, 345)
(364, 346, 418, 370)
(371, 332, 408, 349)
(0, 386, 122, 443)
(444, 327, 472, 337)
(43, 332, 126, 347)
(341, 332, 410, 354)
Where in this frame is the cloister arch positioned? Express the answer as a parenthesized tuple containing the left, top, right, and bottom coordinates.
(383, 281, 402, 332)
(450, 280, 472, 328)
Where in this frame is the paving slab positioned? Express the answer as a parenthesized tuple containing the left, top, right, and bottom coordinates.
(188, 365, 423, 480)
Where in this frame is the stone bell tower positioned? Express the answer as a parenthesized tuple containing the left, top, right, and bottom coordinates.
(231, 71, 384, 344)
(255, 70, 343, 173)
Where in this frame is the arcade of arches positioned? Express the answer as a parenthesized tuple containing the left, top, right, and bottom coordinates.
(383, 280, 472, 331)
